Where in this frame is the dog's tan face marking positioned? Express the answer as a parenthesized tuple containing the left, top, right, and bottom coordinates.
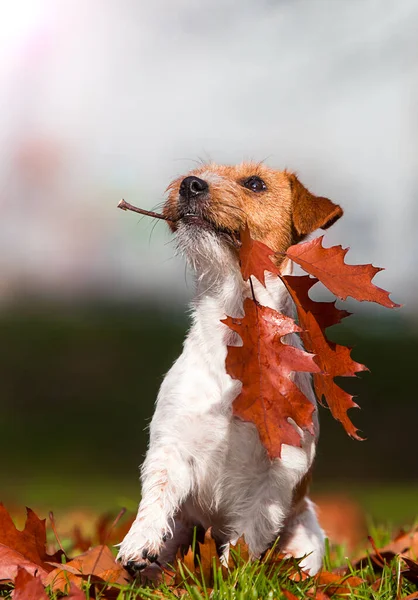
(164, 162, 343, 257)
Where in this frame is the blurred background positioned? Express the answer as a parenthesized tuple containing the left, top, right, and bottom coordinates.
(1, 0, 417, 537)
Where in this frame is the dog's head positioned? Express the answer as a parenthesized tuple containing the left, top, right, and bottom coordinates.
(164, 163, 343, 272)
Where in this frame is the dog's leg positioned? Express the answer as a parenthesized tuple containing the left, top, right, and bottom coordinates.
(235, 491, 287, 562)
(126, 517, 193, 582)
(117, 446, 192, 569)
(279, 497, 325, 575)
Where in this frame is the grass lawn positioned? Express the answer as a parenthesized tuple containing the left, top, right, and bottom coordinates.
(1, 479, 417, 599)
(1, 525, 417, 599)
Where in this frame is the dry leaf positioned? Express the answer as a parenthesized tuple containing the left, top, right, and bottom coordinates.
(281, 590, 299, 600)
(282, 275, 350, 338)
(66, 583, 87, 599)
(223, 300, 319, 457)
(305, 311, 367, 439)
(315, 570, 364, 595)
(0, 504, 64, 583)
(239, 225, 281, 285)
(198, 529, 220, 586)
(230, 229, 398, 451)
(285, 235, 399, 308)
(46, 545, 130, 592)
(12, 567, 48, 600)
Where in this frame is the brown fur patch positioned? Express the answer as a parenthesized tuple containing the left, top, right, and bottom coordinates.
(289, 173, 343, 240)
(164, 163, 342, 255)
(290, 467, 313, 516)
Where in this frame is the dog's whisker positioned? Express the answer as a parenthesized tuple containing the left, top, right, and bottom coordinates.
(148, 219, 160, 246)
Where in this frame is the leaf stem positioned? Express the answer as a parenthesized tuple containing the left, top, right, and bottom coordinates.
(117, 199, 174, 221)
(49, 511, 66, 555)
(249, 276, 257, 303)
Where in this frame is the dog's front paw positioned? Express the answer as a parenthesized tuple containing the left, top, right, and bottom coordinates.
(124, 552, 158, 577)
(117, 525, 166, 574)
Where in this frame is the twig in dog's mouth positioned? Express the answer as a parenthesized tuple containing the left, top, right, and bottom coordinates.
(118, 199, 173, 221)
(117, 198, 242, 248)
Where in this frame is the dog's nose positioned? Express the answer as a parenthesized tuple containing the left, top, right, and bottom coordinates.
(179, 176, 208, 199)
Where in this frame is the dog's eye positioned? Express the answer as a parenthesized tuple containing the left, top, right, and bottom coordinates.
(242, 176, 267, 193)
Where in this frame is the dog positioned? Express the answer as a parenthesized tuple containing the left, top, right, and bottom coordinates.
(117, 162, 343, 577)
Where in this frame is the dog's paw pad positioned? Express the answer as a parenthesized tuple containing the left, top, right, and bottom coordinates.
(125, 559, 149, 575)
(142, 550, 158, 563)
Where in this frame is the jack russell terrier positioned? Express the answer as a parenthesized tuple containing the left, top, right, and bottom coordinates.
(117, 162, 343, 577)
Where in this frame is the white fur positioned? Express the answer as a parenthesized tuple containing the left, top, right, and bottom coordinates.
(117, 223, 325, 575)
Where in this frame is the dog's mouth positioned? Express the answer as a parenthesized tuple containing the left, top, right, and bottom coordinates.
(181, 213, 241, 248)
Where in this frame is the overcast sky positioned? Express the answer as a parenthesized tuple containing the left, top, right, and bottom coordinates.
(0, 0, 417, 314)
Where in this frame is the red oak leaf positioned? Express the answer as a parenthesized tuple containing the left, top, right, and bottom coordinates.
(0, 504, 64, 583)
(285, 236, 400, 308)
(231, 229, 387, 445)
(222, 299, 320, 458)
(280, 274, 364, 436)
(282, 274, 350, 334)
(304, 311, 368, 439)
(46, 544, 130, 592)
(239, 225, 281, 285)
(13, 567, 48, 600)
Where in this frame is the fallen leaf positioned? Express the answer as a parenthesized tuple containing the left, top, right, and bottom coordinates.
(223, 299, 320, 458)
(282, 590, 299, 600)
(0, 504, 64, 583)
(307, 591, 331, 600)
(315, 570, 364, 595)
(354, 533, 418, 574)
(12, 567, 48, 600)
(285, 236, 399, 308)
(379, 528, 418, 558)
(198, 529, 220, 586)
(66, 583, 87, 599)
(175, 545, 196, 586)
(228, 536, 250, 566)
(401, 555, 418, 585)
(46, 544, 130, 592)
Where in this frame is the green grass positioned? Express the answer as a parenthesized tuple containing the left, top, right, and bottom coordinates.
(1, 531, 417, 600)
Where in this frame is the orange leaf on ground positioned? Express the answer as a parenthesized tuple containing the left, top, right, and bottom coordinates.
(175, 545, 195, 586)
(198, 529, 220, 586)
(379, 528, 418, 558)
(354, 530, 418, 585)
(285, 236, 399, 308)
(282, 591, 299, 600)
(46, 544, 130, 592)
(0, 504, 64, 583)
(315, 570, 364, 595)
(307, 592, 331, 600)
(66, 583, 87, 599)
(223, 299, 320, 458)
(229, 536, 250, 566)
(13, 567, 48, 600)
(239, 225, 281, 285)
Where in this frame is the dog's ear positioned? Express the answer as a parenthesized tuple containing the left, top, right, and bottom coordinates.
(289, 173, 343, 239)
